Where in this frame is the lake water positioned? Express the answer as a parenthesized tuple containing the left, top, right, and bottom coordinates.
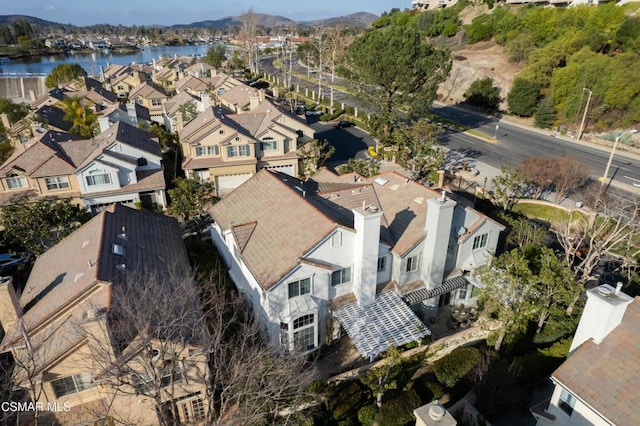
(0, 45, 218, 77)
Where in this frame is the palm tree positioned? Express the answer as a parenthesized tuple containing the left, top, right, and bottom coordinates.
(60, 96, 97, 137)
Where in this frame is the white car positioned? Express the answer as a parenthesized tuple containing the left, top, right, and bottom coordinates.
(305, 110, 323, 116)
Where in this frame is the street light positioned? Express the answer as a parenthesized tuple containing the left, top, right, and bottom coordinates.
(601, 129, 638, 191)
(577, 87, 593, 141)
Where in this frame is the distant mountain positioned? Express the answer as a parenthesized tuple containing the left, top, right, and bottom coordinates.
(0, 15, 64, 27)
(304, 12, 378, 28)
(171, 13, 295, 29)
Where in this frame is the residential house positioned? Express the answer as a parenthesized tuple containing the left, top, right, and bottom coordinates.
(102, 64, 151, 100)
(209, 169, 504, 359)
(34, 105, 73, 133)
(0, 204, 209, 425)
(184, 62, 214, 78)
(532, 283, 640, 426)
(128, 82, 168, 124)
(217, 85, 264, 113)
(30, 88, 70, 111)
(163, 91, 204, 133)
(0, 122, 166, 213)
(179, 101, 314, 195)
(98, 101, 152, 133)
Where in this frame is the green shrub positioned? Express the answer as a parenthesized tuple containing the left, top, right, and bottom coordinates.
(508, 78, 541, 117)
(375, 389, 421, 426)
(414, 379, 445, 403)
(464, 77, 501, 110)
(326, 381, 367, 422)
(537, 337, 571, 358)
(357, 405, 376, 426)
(465, 14, 493, 44)
(433, 347, 481, 388)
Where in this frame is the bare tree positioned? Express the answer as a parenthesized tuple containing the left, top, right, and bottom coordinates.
(491, 165, 529, 211)
(298, 139, 335, 176)
(552, 156, 588, 203)
(520, 156, 555, 200)
(323, 26, 349, 113)
(240, 9, 260, 75)
(79, 262, 318, 426)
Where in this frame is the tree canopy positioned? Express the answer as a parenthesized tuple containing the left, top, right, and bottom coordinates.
(203, 44, 227, 70)
(345, 20, 451, 144)
(167, 177, 217, 221)
(45, 63, 88, 88)
(60, 96, 98, 137)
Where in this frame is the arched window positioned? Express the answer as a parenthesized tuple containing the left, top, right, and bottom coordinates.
(137, 157, 148, 167)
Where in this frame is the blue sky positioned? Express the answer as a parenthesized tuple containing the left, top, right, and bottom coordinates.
(1, 0, 408, 26)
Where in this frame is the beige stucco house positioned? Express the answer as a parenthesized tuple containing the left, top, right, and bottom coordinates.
(0, 204, 210, 425)
(179, 100, 314, 195)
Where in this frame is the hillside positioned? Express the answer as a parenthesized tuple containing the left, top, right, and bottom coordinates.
(0, 15, 62, 27)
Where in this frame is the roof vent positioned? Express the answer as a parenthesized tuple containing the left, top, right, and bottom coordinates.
(428, 403, 446, 421)
(615, 282, 623, 296)
(597, 286, 612, 297)
(366, 205, 379, 213)
(86, 308, 100, 319)
(456, 226, 467, 236)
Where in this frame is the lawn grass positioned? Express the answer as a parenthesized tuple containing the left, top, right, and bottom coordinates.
(512, 202, 587, 225)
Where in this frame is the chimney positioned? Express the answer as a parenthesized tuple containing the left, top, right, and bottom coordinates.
(126, 103, 137, 122)
(201, 92, 210, 111)
(249, 93, 260, 110)
(176, 110, 184, 132)
(259, 89, 265, 103)
(423, 193, 456, 288)
(0, 113, 10, 130)
(569, 283, 633, 353)
(352, 205, 382, 307)
(0, 276, 22, 333)
(414, 401, 457, 426)
(29, 90, 36, 102)
(98, 115, 111, 133)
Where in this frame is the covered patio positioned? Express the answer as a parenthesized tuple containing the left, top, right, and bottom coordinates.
(334, 291, 431, 361)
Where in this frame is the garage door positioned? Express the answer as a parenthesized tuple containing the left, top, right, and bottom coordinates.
(265, 165, 294, 177)
(216, 173, 253, 192)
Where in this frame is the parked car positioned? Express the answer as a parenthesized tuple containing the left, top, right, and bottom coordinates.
(305, 110, 323, 116)
(0, 253, 28, 273)
(333, 120, 355, 129)
(249, 80, 269, 89)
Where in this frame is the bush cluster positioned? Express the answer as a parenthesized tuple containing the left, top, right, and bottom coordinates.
(434, 347, 481, 388)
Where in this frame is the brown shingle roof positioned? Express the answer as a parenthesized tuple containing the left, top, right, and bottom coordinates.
(1, 204, 189, 352)
(129, 81, 167, 100)
(552, 298, 640, 425)
(210, 170, 336, 289)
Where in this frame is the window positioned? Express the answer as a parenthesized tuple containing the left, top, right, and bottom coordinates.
(331, 232, 342, 247)
(331, 267, 352, 286)
(377, 256, 387, 272)
(288, 278, 311, 298)
(472, 233, 488, 250)
(195, 145, 219, 157)
(260, 138, 278, 151)
(406, 255, 419, 273)
(280, 322, 289, 347)
(6, 176, 27, 189)
(558, 389, 576, 416)
(151, 98, 162, 106)
(51, 373, 95, 397)
(227, 145, 250, 158)
(117, 85, 124, 91)
(44, 176, 70, 191)
(180, 397, 206, 423)
(85, 172, 111, 186)
(134, 364, 182, 393)
(137, 157, 148, 167)
(458, 284, 469, 300)
(293, 314, 315, 351)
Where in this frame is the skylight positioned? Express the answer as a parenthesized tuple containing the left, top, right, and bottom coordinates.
(374, 176, 389, 186)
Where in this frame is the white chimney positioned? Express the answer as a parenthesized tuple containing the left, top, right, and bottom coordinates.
(98, 115, 111, 133)
(414, 401, 457, 426)
(569, 283, 633, 353)
(352, 205, 382, 307)
(423, 195, 456, 288)
(0, 276, 22, 333)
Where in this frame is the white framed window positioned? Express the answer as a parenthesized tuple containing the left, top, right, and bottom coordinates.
(458, 284, 469, 300)
(406, 255, 419, 273)
(151, 98, 162, 106)
(331, 232, 342, 247)
(45, 176, 70, 190)
(260, 137, 278, 151)
(331, 267, 352, 286)
(288, 277, 311, 298)
(472, 233, 488, 250)
(6, 176, 27, 189)
(51, 373, 95, 397)
(377, 256, 387, 272)
(558, 389, 576, 416)
(85, 171, 111, 186)
(293, 314, 315, 352)
(227, 145, 250, 158)
(195, 145, 219, 157)
(117, 85, 124, 91)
